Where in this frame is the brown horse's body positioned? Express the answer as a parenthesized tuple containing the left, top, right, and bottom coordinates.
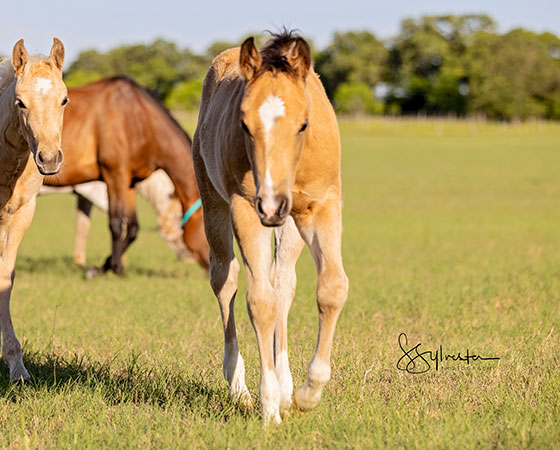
(44, 77, 209, 274)
(0, 39, 67, 381)
(193, 33, 348, 424)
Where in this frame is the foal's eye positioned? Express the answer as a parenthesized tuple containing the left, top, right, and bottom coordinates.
(16, 99, 27, 109)
(299, 121, 308, 133)
(241, 120, 250, 134)
(61, 96, 69, 106)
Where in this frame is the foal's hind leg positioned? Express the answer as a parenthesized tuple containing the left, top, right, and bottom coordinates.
(294, 199, 348, 410)
(0, 199, 37, 382)
(272, 216, 304, 415)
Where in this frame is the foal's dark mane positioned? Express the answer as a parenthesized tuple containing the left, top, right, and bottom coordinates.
(259, 30, 306, 77)
(106, 75, 193, 147)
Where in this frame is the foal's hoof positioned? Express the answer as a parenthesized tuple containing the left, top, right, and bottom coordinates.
(294, 385, 322, 411)
(8, 364, 30, 384)
(85, 266, 104, 280)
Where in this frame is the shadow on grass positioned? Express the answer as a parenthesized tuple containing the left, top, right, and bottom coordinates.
(0, 350, 252, 421)
(15, 256, 83, 276)
(15, 255, 197, 280)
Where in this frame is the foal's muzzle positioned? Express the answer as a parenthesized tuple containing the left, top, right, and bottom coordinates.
(35, 149, 64, 175)
(255, 194, 290, 227)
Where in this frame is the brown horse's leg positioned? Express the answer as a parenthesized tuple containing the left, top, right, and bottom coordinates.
(100, 172, 132, 275)
(294, 198, 348, 411)
(193, 151, 251, 405)
(0, 198, 37, 382)
(119, 188, 139, 255)
(272, 216, 304, 415)
(74, 194, 93, 266)
(231, 195, 280, 424)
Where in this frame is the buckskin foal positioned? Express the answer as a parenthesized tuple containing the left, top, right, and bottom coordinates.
(193, 32, 348, 424)
(0, 39, 67, 381)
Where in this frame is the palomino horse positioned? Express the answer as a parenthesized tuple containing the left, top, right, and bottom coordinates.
(39, 170, 191, 267)
(193, 32, 348, 424)
(44, 77, 209, 275)
(0, 39, 67, 381)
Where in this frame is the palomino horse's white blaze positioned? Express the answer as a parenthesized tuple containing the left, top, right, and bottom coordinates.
(258, 94, 285, 138)
(34, 77, 52, 95)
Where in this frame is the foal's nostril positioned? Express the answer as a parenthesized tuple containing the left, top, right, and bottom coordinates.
(277, 197, 289, 218)
(37, 152, 45, 165)
(56, 149, 64, 165)
(256, 197, 265, 216)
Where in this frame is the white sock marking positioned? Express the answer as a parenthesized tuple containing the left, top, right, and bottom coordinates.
(35, 77, 52, 95)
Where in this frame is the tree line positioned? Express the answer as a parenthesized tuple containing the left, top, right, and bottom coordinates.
(62, 14, 560, 120)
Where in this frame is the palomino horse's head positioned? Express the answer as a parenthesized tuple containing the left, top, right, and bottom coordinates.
(12, 38, 67, 175)
(239, 34, 311, 227)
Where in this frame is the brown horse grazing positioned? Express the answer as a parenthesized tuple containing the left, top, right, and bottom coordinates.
(0, 39, 67, 381)
(44, 77, 209, 274)
(193, 32, 348, 424)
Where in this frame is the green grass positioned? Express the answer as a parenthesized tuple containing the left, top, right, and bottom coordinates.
(1, 118, 559, 448)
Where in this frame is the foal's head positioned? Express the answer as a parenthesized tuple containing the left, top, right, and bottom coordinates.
(12, 38, 67, 175)
(239, 33, 311, 227)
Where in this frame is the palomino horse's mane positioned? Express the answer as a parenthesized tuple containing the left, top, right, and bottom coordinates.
(258, 30, 309, 77)
(106, 76, 193, 148)
(0, 60, 15, 93)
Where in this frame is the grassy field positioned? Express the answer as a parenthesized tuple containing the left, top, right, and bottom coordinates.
(0, 118, 559, 448)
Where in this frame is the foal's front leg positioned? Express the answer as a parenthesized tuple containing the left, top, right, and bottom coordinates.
(0, 199, 36, 382)
(294, 198, 349, 410)
(272, 216, 304, 415)
(231, 195, 281, 424)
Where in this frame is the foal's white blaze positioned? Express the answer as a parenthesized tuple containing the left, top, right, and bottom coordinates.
(261, 169, 277, 217)
(258, 94, 285, 138)
(34, 77, 52, 95)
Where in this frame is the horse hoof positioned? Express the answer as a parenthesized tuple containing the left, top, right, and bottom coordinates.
(294, 385, 322, 411)
(85, 266, 103, 280)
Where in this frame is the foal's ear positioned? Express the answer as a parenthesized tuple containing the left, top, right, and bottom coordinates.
(12, 39, 28, 74)
(286, 37, 311, 80)
(239, 37, 262, 81)
(50, 38, 65, 70)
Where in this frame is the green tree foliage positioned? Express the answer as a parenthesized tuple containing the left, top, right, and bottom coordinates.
(57, 21, 560, 119)
(467, 29, 560, 119)
(165, 78, 204, 111)
(385, 14, 495, 114)
(333, 82, 382, 115)
(64, 39, 207, 100)
(315, 31, 387, 99)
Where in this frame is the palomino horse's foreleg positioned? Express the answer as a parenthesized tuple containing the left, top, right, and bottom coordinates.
(231, 195, 281, 424)
(74, 194, 93, 266)
(294, 199, 348, 410)
(271, 216, 304, 415)
(0, 199, 37, 381)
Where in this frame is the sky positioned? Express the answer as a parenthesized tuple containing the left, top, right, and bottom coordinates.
(1, 0, 559, 63)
